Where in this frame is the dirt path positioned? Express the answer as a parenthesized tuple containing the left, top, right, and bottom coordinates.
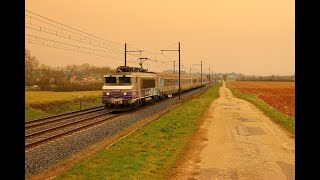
(173, 81, 295, 180)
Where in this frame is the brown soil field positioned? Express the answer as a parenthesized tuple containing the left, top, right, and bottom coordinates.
(229, 81, 295, 117)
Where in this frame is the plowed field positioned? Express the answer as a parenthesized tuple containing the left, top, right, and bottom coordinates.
(229, 81, 295, 117)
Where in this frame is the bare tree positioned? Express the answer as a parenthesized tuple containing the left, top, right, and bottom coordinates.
(25, 49, 39, 86)
(80, 63, 91, 77)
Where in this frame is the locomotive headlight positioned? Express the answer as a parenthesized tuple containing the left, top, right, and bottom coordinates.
(123, 92, 127, 96)
(106, 92, 109, 95)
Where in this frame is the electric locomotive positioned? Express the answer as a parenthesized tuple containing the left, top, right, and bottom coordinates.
(102, 66, 208, 110)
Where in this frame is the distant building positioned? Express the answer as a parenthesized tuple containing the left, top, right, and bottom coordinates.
(70, 75, 103, 84)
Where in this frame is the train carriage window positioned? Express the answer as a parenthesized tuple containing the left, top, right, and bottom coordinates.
(119, 77, 131, 84)
(141, 78, 155, 89)
(105, 77, 116, 84)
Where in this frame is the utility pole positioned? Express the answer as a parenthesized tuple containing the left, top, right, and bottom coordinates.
(79, 95, 83, 110)
(179, 42, 180, 99)
(203, 67, 210, 87)
(212, 70, 214, 85)
(193, 61, 203, 89)
(201, 60, 202, 88)
(209, 67, 210, 86)
(160, 42, 181, 101)
(124, 43, 142, 67)
(210, 70, 213, 84)
(174, 61, 175, 74)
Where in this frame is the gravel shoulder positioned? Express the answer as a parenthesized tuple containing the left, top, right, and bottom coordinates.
(172, 81, 295, 179)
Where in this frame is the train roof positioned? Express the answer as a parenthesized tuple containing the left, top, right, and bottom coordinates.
(105, 66, 205, 79)
(103, 71, 158, 77)
(104, 71, 205, 79)
(154, 72, 200, 79)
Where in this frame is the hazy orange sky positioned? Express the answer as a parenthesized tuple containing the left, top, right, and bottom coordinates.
(25, 0, 294, 76)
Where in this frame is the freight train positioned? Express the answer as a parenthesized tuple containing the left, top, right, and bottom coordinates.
(102, 66, 208, 110)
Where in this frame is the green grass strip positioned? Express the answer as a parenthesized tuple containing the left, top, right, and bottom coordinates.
(226, 81, 295, 135)
(25, 96, 102, 121)
(25, 106, 50, 121)
(25, 91, 102, 121)
(56, 83, 222, 180)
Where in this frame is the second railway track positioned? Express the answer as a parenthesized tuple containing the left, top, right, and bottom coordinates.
(25, 112, 122, 149)
(25, 105, 105, 129)
(25, 105, 118, 149)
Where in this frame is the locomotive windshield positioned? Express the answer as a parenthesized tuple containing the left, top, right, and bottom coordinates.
(105, 76, 131, 85)
(119, 77, 131, 84)
(105, 77, 116, 84)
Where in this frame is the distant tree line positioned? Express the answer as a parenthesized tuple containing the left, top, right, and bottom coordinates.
(206, 72, 295, 82)
(236, 75, 295, 81)
(25, 49, 115, 91)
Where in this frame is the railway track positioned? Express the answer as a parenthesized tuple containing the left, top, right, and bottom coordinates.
(25, 114, 123, 150)
(25, 98, 163, 149)
(25, 105, 120, 149)
(25, 105, 105, 129)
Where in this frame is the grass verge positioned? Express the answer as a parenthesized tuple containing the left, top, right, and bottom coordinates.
(25, 91, 102, 121)
(226, 81, 295, 135)
(55, 83, 222, 179)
